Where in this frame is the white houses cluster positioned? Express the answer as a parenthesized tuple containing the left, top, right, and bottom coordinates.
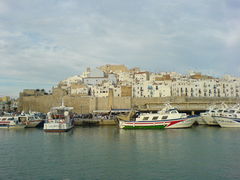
(58, 65, 240, 98)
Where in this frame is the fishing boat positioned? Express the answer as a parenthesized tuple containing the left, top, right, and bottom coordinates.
(0, 116, 26, 129)
(14, 113, 44, 128)
(200, 104, 228, 126)
(118, 104, 197, 129)
(196, 116, 207, 125)
(214, 104, 240, 127)
(44, 100, 74, 132)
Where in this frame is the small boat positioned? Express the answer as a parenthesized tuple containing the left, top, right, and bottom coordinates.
(196, 116, 207, 125)
(214, 104, 240, 128)
(0, 116, 26, 129)
(200, 113, 217, 125)
(43, 100, 74, 132)
(14, 114, 44, 128)
(118, 104, 197, 129)
(200, 103, 228, 126)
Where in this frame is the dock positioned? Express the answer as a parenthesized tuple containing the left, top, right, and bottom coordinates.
(73, 118, 117, 126)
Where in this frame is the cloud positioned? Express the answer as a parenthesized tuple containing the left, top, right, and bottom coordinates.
(213, 22, 240, 48)
(0, 1, 8, 14)
(0, 0, 240, 96)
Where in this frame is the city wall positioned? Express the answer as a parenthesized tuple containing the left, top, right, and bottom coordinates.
(19, 94, 240, 114)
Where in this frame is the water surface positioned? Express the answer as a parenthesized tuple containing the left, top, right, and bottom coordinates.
(0, 126, 239, 180)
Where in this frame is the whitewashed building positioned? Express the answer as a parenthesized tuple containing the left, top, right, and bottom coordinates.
(132, 81, 171, 98)
(171, 78, 240, 98)
(113, 86, 121, 97)
(91, 85, 110, 97)
(70, 84, 89, 96)
(134, 72, 149, 82)
(58, 65, 240, 99)
(83, 68, 117, 86)
(116, 72, 133, 84)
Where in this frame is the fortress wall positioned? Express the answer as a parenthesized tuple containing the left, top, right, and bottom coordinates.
(19, 95, 240, 113)
(112, 97, 131, 109)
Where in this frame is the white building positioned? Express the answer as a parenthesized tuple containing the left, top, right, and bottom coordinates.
(132, 81, 171, 98)
(91, 85, 110, 97)
(134, 72, 149, 82)
(60, 75, 82, 87)
(116, 72, 133, 84)
(171, 78, 240, 98)
(113, 86, 121, 97)
(83, 68, 117, 86)
(58, 65, 240, 99)
(70, 84, 89, 96)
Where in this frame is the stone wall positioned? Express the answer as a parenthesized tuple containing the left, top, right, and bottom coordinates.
(19, 95, 91, 114)
(19, 94, 240, 113)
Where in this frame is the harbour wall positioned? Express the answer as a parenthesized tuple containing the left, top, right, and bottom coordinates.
(18, 94, 240, 114)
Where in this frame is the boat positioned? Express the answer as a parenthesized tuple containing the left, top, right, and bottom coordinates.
(118, 104, 197, 129)
(214, 104, 240, 127)
(200, 103, 228, 126)
(0, 116, 26, 129)
(200, 108, 217, 125)
(14, 113, 44, 128)
(196, 116, 207, 125)
(43, 100, 74, 132)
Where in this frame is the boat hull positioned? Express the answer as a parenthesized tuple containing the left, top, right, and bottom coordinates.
(165, 117, 196, 129)
(215, 117, 240, 128)
(119, 121, 168, 129)
(0, 125, 26, 129)
(119, 116, 197, 129)
(43, 123, 73, 132)
(0, 121, 26, 129)
(26, 120, 43, 128)
(197, 116, 207, 125)
(202, 115, 218, 126)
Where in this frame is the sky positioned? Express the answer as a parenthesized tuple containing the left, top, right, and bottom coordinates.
(0, 0, 240, 97)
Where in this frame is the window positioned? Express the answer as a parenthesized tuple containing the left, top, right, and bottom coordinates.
(143, 117, 149, 120)
(152, 116, 158, 120)
(161, 116, 168, 120)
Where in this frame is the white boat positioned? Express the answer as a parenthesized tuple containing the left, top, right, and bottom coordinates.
(196, 116, 207, 125)
(14, 114, 44, 128)
(44, 101, 74, 132)
(0, 116, 26, 129)
(214, 104, 240, 128)
(200, 105, 218, 125)
(118, 104, 197, 129)
(201, 104, 228, 126)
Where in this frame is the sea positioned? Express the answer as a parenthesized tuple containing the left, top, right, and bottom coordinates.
(0, 126, 240, 180)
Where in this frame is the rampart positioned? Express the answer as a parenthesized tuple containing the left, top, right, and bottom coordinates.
(18, 94, 240, 114)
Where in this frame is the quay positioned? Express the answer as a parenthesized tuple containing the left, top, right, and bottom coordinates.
(74, 119, 117, 126)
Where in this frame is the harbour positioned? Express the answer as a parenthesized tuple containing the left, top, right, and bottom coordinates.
(1, 126, 240, 180)
(1, 101, 240, 130)
(1, 0, 240, 179)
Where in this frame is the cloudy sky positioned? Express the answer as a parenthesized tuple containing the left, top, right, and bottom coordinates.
(0, 0, 240, 96)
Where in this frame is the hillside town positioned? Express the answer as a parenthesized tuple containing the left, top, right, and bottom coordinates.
(0, 96, 18, 113)
(58, 64, 240, 98)
(2, 64, 240, 114)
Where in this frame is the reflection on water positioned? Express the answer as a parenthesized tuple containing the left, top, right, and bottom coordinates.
(0, 126, 240, 179)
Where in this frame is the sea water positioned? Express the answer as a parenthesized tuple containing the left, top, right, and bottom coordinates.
(0, 126, 240, 180)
